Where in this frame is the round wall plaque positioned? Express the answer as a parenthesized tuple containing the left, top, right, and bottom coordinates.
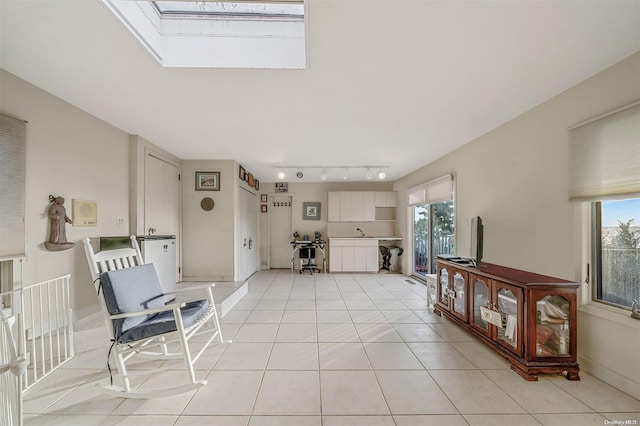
(201, 197, 215, 211)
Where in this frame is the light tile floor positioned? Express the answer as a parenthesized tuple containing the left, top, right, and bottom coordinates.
(23, 270, 639, 425)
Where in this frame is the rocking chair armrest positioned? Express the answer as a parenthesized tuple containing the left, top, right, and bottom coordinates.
(108, 302, 187, 320)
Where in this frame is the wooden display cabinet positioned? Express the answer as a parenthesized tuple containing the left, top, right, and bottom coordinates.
(469, 274, 524, 357)
(435, 260, 580, 381)
(435, 263, 469, 322)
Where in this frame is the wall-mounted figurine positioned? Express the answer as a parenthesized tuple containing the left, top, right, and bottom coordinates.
(44, 195, 75, 251)
(631, 299, 640, 320)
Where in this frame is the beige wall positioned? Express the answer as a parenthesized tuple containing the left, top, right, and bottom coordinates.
(181, 160, 237, 281)
(394, 52, 640, 398)
(0, 69, 131, 316)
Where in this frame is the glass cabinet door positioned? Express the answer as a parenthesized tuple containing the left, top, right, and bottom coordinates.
(535, 295, 570, 357)
(471, 277, 489, 333)
(439, 267, 449, 305)
(496, 286, 519, 352)
(452, 271, 466, 317)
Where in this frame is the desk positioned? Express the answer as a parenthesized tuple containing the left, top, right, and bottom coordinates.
(290, 240, 326, 273)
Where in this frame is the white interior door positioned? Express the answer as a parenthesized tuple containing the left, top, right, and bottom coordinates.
(268, 194, 293, 269)
(238, 187, 258, 281)
(144, 153, 181, 280)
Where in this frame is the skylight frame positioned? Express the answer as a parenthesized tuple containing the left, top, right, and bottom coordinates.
(100, 0, 308, 69)
(152, 1, 304, 21)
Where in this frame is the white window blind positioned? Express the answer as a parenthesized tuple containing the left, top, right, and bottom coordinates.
(568, 102, 640, 202)
(408, 174, 453, 206)
(0, 113, 26, 258)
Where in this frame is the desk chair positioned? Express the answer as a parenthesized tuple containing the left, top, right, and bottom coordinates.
(299, 244, 319, 274)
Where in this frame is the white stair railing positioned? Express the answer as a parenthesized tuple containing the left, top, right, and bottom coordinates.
(1, 311, 28, 426)
(0, 273, 75, 425)
(19, 274, 74, 390)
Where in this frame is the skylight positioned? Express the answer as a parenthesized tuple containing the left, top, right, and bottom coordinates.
(100, 1, 307, 69)
(153, 1, 304, 19)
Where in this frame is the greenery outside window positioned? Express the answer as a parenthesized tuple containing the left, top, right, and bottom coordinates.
(592, 198, 640, 309)
(413, 200, 455, 276)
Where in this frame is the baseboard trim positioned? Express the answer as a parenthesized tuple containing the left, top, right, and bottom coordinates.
(578, 354, 640, 399)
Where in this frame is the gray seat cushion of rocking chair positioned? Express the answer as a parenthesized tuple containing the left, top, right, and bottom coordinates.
(100, 263, 168, 339)
(117, 299, 210, 344)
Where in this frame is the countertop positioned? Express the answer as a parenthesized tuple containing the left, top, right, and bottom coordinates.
(329, 237, 402, 241)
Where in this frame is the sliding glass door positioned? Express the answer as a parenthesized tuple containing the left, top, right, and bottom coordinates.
(412, 200, 455, 276)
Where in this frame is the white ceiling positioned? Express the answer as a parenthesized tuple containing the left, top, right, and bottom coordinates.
(1, 0, 639, 182)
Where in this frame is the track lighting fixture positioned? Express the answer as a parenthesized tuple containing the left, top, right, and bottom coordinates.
(272, 165, 388, 181)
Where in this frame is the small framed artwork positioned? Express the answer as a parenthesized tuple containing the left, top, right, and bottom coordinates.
(247, 173, 255, 187)
(261, 194, 268, 202)
(72, 199, 97, 226)
(196, 171, 220, 191)
(239, 165, 246, 181)
(261, 205, 268, 213)
(303, 202, 321, 220)
(255, 179, 260, 191)
(275, 182, 288, 193)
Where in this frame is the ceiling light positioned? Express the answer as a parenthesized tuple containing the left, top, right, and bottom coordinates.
(273, 165, 388, 181)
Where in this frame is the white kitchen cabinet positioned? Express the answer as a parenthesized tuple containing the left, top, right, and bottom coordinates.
(363, 192, 376, 221)
(375, 191, 397, 207)
(351, 192, 364, 221)
(329, 246, 343, 272)
(330, 238, 379, 272)
(339, 192, 352, 221)
(328, 191, 394, 222)
(328, 192, 340, 221)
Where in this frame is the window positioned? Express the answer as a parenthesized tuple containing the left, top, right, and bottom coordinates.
(101, 0, 307, 68)
(409, 174, 455, 276)
(568, 101, 640, 310)
(592, 198, 640, 309)
(0, 113, 26, 258)
(413, 200, 455, 276)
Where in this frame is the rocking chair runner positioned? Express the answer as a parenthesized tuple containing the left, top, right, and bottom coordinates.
(83, 236, 229, 398)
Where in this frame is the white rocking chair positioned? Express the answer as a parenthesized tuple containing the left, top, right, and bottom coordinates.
(83, 236, 229, 398)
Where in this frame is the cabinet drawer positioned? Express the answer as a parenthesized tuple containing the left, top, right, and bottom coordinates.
(330, 239, 353, 247)
(353, 239, 378, 247)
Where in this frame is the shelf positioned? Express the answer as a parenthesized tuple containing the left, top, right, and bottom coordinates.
(498, 293, 517, 304)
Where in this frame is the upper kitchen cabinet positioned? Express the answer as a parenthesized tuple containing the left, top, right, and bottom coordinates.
(374, 191, 396, 207)
(328, 191, 395, 222)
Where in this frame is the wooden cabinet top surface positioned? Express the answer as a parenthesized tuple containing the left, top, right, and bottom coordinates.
(437, 260, 578, 289)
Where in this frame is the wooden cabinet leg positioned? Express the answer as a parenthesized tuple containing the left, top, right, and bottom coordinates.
(566, 371, 580, 381)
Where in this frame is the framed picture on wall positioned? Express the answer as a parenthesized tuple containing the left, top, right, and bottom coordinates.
(195, 171, 220, 191)
(303, 202, 321, 220)
(255, 179, 260, 191)
(239, 165, 246, 181)
(261, 205, 268, 213)
(261, 194, 267, 203)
